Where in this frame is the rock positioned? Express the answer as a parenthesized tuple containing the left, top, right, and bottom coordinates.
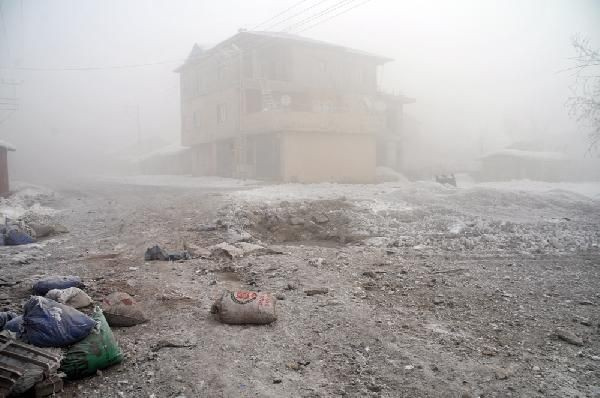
(312, 213, 329, 224)
(273, 378, 282, 384)
(183, 243, 211, 258)
(548, 237, 563, 249)
(362, 271, 377, 278)
(366, 384, 382, 392)
(209, 242, 244, 258)
(404, 365, 414, 370)
(289, 217, 304, 225)
(226, 230, 252, 243)
(275, 293, 286, 300)
(495, 369, 510, 380)
(308, 257, 326, 267)
(305, 288, 329, 296)
(363, 237, 390, 247)
(554, 328, 584, 346)
(579, 300, 594, 306)
(433, 297, 444, 305)
(144, 245, 168, 261)
(286, 362, 300, 371)
(29, 223, 56, 238)
(53, 224, 69, 234)
(237, 242, 265, 255)
(197, 223, 217, 231)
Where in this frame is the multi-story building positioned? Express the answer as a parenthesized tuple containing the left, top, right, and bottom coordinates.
(176, 30, 413, 183)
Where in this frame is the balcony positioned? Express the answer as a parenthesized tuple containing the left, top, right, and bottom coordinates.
(241, 110, 384, 135)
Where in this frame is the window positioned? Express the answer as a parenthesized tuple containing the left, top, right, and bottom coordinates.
(217, 103, 228, 124)
(197, 72, 205, 94)
(193, 110, 202, 128)
(245, 89, 262, 113)
(318, 60, 327, 73)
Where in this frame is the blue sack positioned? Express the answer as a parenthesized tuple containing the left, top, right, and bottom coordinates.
(4, 228, 35, 245)
(0, 311, 17, 329)
(22, 296, 97, 347)
(33, 275, 84, 295)
(4, 315, 23, 334)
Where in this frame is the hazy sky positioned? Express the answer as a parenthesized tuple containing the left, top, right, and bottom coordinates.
(0, 0, 599, 178)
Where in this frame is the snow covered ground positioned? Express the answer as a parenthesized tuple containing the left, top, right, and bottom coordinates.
(0, 182, 58, 222)
(100, 174, 261, 189)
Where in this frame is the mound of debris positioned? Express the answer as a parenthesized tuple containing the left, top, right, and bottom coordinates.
(216, 199, 369, 244)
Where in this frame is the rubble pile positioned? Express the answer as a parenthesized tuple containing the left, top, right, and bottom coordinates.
(0, 275, 130, 396)
(217, 186, 599, 254)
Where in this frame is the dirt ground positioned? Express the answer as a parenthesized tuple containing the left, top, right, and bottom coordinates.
(1, 178, 599, 398)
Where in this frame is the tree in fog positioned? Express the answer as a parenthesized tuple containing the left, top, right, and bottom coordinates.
(568, 36, 600, 152)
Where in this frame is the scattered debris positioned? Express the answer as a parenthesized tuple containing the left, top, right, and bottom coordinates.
(28, 223, 66, 239)
(144, 245, 190, 261)
(0, 335, 63, 396)
(0, 311, 17, 329)
(1, 221, 35, 246)
(46, 287, 92, 309)
(308, 257, 326, 267)
(311, 213, 329, 224)
(554, 328, 584, 346)
(304, 288, 329, 296)
(151, 339, 196, 352)
(33, 276, 84, 296)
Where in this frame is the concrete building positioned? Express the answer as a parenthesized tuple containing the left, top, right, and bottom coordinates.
(0, 141, 15, 196)
(478, 148, 568, 182)
(176, 31, 413, 183)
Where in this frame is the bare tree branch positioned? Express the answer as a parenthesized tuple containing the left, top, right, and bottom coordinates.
(567, 35, 600, 153)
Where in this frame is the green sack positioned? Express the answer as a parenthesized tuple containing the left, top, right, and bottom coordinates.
(60, 306, 123, 379)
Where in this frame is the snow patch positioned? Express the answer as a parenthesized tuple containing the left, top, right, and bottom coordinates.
(101, 174, 260, 189)
(0, 182, 58, 222)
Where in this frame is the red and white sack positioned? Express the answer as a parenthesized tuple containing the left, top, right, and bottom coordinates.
(211, 290, 277, 325)
(101, 292, 148, 327)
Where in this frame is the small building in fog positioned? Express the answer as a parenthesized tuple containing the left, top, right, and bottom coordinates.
(133, 143, 192, 175)
(176, 31, 413, 183)
(0, 140, 15, 196)
(478, 148, 568, 182)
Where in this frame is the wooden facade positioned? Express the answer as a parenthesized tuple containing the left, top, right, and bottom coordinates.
(0, 143, 15, 196)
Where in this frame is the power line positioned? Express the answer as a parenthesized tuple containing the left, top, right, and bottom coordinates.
(0, 1, 328, 72)
(180, 0, 374, 82)
(0, 58, 182, 72)
(263, 0, 330, 31)
(284, 0, 357, 32)
(250, 0, 313, 30)
(0, 0, 375, 74)
(297, 0, 373, 33)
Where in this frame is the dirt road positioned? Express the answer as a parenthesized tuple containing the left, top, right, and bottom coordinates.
(1, 179, 599, 397)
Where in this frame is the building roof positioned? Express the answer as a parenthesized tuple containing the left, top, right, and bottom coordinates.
(176, 30, 393, 72)
(481, 148, 567, 161)
(132, 142, 190, 163)
(0, 140, 16, 151)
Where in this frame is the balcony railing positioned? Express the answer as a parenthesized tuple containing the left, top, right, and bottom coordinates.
(241, 110, 384, 134)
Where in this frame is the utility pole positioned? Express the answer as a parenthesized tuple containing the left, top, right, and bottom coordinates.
(0, 78, 21, 124)
(136, 104, 141, 145)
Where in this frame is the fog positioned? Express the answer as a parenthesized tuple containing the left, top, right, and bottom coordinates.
(0, 0, 599, 182)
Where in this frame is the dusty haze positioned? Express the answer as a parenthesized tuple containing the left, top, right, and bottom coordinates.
(0, 0, 599, 181)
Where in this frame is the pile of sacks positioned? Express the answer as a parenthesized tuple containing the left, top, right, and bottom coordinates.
(0, 275, 148, 396)
(0, 218, 69, 246)
(0, 219, 35, 246)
